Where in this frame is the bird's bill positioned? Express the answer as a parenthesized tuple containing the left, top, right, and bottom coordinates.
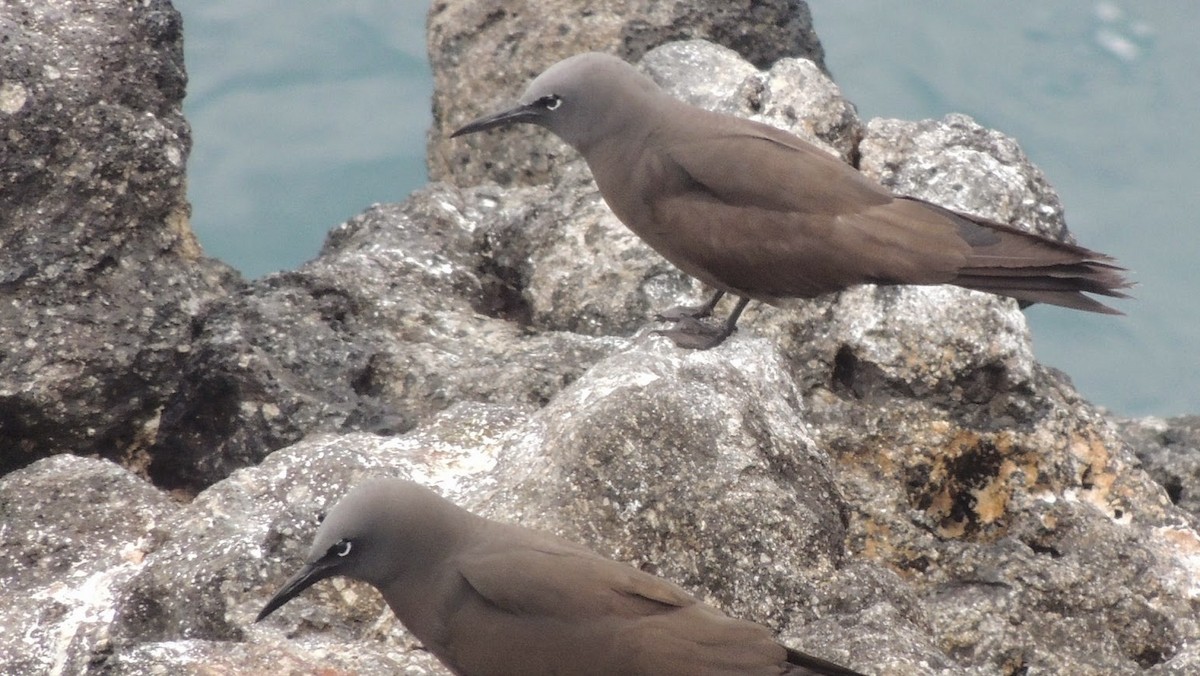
(450, 103, 539, 137)
(255, 558, 340, 622)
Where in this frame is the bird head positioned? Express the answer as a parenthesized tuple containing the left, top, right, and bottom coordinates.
(451, 52, 662, 153)
(256, 478, 466, 622)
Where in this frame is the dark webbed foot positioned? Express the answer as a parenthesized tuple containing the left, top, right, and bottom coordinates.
(651, 295, 750, 351)
(651, 319, 734, 350)
(654, 290, 724, 323)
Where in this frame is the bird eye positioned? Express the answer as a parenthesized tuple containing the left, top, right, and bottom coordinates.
(538, 94, 562, 111)
(329, 539, 352, 558)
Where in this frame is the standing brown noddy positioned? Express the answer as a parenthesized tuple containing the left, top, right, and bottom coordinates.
(257, 478, 865, 676)
(452, 53, 1131, 348)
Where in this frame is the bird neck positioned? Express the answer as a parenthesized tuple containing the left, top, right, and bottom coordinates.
(378, 570, 441, 636)
(375, 512, 486, 651)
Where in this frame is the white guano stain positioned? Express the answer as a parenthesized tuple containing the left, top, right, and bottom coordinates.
(0, 82, 28, 114)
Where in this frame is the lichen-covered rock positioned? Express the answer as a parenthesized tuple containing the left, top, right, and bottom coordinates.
(0, 455, 180, 675)
(116, 413, 521, 676)
(104, 638, 445, 676)
(641, 40, 862, 164)
(0, 0, 239, 476)
(426, 0, 826, 187)
(10, 328, 1195, 674)
(3, 2, 1198, 675)
(148, 185, 621, 490)
(1118, 415, 1200, 519)
(859, 114, 1071, 242)
(481, 160, 698, 337)
(490, 340, 853, 625)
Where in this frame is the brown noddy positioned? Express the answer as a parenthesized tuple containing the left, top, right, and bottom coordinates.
(452, 52, 1131, 348)
(257, 478, 865, 676)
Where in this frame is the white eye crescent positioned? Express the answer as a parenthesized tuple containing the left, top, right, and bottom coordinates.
(546, 96, 562, 111)
(335, 540, 352, 557)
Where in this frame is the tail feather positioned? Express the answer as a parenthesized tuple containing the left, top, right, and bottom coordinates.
(956, 271, 1132, 298)
(958, 261, 1125, 279)
(955, 280, 1126, 314)
(1008, 289, 1125, 314)
(920, 200, 1134, 314)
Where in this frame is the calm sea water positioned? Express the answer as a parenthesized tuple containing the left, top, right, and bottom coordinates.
(175, 0, 1199, 417)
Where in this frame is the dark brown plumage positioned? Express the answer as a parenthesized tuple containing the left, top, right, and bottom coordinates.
(257, 478, 864, 676)
(452, 52, 1130, 348)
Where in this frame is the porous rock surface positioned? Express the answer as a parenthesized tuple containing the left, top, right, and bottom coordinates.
(426, 0, 826, 187)
(2, 2, 1198, 675)
(1118, 415, 1200, 520)
(145, 187, 621, 489)
(0, 0, 238, 476)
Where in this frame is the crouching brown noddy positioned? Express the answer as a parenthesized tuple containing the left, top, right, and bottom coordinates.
(257, 478, 865, 676)
(451, 52, 1131, 349)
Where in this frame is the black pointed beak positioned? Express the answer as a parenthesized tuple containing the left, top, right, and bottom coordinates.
(450, 102, 540, 138)
(255, 558, 340, 622)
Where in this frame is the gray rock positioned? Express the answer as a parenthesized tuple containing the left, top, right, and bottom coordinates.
(487, 160, 698, 337)
(641, 41, 862, 162)
(116, 410, 521, 676)
(1117, 415, 1200, 519)
(426, 0, 826, 187)
(148, 185, 622, 490)
(105, 344, 905, 673)
(3, 3, 1198, 675)
(9, 332, 1196, 674)
(638, 40, 760, 112)
(0, 0, 239, 475)
(0, 455, 180, 675)
(104, 638, 444, 676)
(489, 339, 852, 626)
(859, 114, 1071, 242)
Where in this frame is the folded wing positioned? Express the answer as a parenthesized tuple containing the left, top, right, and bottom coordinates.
(645, 110, 1129, 311)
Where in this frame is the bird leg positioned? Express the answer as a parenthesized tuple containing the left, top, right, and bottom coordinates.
(653, 296, 750, 349)
(654, 290, 725, 323)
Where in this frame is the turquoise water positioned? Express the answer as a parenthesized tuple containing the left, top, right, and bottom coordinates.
(176, 1, 1199, 417)
(177, 2, 432, 271)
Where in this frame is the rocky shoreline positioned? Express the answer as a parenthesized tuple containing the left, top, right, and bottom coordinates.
(2, 1, 1197, 674)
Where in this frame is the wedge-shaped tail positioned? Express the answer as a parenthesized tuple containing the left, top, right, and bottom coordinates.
(925, 199, 1133, 314)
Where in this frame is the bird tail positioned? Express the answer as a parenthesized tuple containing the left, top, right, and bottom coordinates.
(917, 199, 1133, 314)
